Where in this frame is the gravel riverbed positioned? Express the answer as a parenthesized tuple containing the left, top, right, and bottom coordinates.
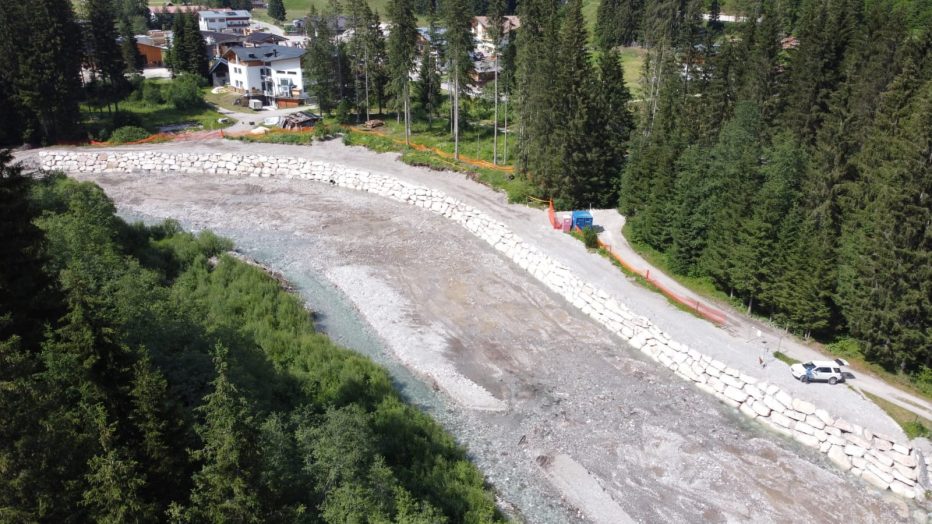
(63, 164, 919, 523)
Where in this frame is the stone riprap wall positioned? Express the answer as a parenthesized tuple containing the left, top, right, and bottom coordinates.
(37, 150, 927, 499)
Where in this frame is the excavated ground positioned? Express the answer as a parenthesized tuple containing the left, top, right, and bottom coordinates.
(56, 163, 919, 522)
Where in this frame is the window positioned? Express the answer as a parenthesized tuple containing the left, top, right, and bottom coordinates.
(276, 70, 285, 74)
(287, 71, 297, 75)
(816, 367, 830, 373)
(235, 80, 243, 88)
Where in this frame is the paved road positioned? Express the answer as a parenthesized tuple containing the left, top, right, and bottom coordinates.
(591, 209, 932, 425)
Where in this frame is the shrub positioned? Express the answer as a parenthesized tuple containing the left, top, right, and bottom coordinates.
(312, 122, 339, 140)
(334, 99, 353, 124)
(142, 81, 164, 104)
(582, 226, 599, 249)
(111, 111, 142, 129)
(167, 74, 203, 110)
(109, 126, 150, 144)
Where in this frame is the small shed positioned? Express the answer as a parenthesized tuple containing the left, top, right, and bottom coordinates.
(571, 210, 593, 230)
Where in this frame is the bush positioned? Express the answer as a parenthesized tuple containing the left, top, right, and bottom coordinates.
(582, 226, 599, 249)
(111, 111, 142, 129)
(167, 74, 203, 110)
(142, 81, 164, 105)
(312, 122, 339, 140)
(109, 126, 150, 144)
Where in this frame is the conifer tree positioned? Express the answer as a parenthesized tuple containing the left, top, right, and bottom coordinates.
(304, 7, 338, 114)
(169, 13, 189, 76)
(555, 0, 598, 206)
(836, 59, 931, 371)
(415, 3, 442, 126)
(186, 344, 263, 522)
(86, 0, 129, 103)
(443, 0, 473, 159)
(514, 0, 560, 184)
(268, 0, 286, 22)
(2, 0, 83, 143)
(387, 0, 417, 145)
(488, 0, 505, 163)
(183, 12, 209, 81)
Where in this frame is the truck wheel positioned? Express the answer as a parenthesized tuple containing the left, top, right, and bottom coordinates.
(829, 377, 838, 385)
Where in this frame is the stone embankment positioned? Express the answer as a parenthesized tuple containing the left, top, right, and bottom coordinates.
(37, 150, 928, 500)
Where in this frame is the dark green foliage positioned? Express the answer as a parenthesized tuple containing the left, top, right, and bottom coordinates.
(0, 170, 503, 521)
(268, 0, 286, 21)
(582, 227, 599, 249)
(109, 126, 150, 144)
(85, 0, 129, 99)
(595, 0, 643, 49)
(169, 13, 209, 81)
(387, 0, 418, 141)
(142, 81, 165, 104)
(304, 7, 338, 115)
(167, 74, 205, 110)
(0, 0, 83, 144)
(619, 0, 932, 368)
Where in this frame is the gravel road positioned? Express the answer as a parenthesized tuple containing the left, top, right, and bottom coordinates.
(35, 138, 927, 522)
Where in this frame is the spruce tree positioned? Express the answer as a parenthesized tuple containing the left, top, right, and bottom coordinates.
(6, 0, 83, 143)
(488, 0, 505, 163)
(186, 344, 263, 522)
(555, 0, 600, 207)
(443, 0, 473, 159)
(514, 0, 560, 187)
(86, 0, 129, 103)
(304, 7, 338, 114)
(183, 12, 210, 81)
(836, 61, 931, 371)
(386, 0, 417, 145)
(169, 12, 189, 77)
(268, 0, 286, 22)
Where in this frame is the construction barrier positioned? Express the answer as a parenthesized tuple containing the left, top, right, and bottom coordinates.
(550, 200, 729, 326)
(348, 126, 515, 174)
(90, 129, 224, 147)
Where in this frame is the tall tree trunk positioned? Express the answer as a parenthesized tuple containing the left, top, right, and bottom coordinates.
(493, 54, 498, 165)
(364, 48, 371, 121)
(404, 83, 410, 146)
(503, 91, 508, 164)
(453, 64, 459, 160)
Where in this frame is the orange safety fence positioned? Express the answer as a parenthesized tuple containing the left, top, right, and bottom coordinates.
(220, 127, 315, 139)
(348, 126, 515, 174)
(89, 129, 224, 146)
(548, 201, 729, 326)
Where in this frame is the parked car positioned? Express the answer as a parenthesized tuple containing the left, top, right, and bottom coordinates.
(791, 359, 850, 385)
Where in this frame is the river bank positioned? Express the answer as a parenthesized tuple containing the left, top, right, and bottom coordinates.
(64, 164, 917, 522)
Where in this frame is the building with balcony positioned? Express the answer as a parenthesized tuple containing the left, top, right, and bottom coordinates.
(198, 10, 251, 33)
(219, 45, 307, 107)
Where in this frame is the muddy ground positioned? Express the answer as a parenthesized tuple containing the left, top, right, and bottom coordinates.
(67, 167, 918, 523)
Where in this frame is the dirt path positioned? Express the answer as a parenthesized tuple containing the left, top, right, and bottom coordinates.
(54, 166, 916, 522)
(592, 210, 932, 424)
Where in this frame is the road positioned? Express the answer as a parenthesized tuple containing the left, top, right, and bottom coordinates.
(591, 209, 932, 424)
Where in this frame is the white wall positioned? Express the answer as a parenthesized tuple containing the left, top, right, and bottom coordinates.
(269, 57, 303, 96)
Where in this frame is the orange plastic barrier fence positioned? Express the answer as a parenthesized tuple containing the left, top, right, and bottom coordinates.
(348, 127, 515, 174)
(90, 129, 224, 147)
(554, 214, 729, 326)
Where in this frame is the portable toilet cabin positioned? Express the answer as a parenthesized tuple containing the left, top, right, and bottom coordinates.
(571, 210, 593, 230)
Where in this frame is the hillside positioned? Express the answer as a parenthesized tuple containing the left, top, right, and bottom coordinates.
(0, 154, 503, 522)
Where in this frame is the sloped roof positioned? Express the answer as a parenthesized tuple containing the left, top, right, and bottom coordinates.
(227, 45, 304, 62)
(245, 32, 287, 44)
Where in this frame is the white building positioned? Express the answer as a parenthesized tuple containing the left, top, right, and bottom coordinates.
(198, 10, 251, 33)
(221, 45, 307, 107)
(470, 16, 520, 55)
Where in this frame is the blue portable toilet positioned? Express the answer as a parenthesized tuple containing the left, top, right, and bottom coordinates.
(571, 210, 593, 230)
